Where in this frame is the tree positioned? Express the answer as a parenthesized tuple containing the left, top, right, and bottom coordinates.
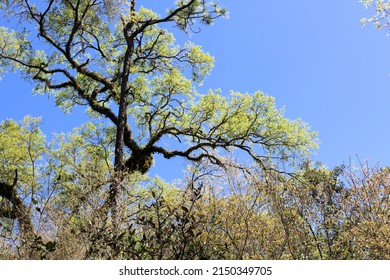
(0, 117, 47, 258)
(0, 0, 317, 229)
(360, 0, 390, 29)
(0, 122, 388, 259)
(341, 162, 390, 259)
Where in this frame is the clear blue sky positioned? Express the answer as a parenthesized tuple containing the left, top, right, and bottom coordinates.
(1, 1, 390, 180)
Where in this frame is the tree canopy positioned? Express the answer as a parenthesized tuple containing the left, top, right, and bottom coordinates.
(360, 0, 390, 29)
(0, 1, 388, 260)
(0, 0, 317, 232)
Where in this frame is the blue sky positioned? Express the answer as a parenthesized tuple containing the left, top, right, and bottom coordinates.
(1, 1, 390, 179)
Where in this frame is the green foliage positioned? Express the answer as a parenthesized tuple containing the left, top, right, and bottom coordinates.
(1, 1, 388, 260)
(0, 0, 317, 179)
(0, 121, 389, 259)
(184, 90, 317, 162)
(360, 0, 390, 29)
